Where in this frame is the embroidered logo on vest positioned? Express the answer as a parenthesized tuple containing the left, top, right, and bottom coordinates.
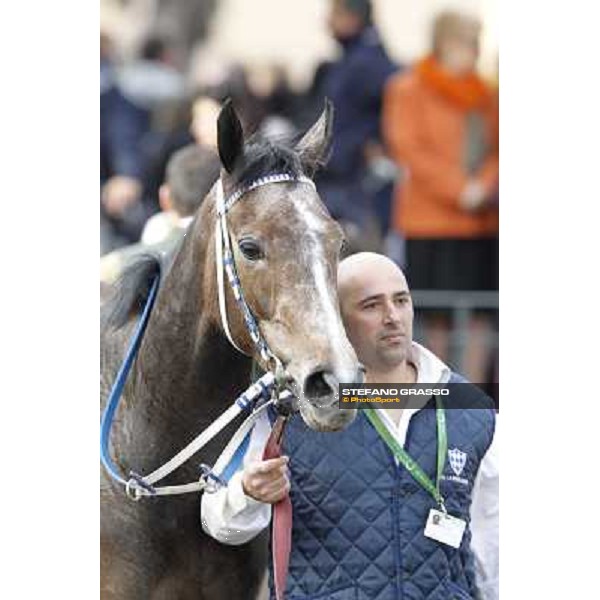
(448, 448, 467, 476)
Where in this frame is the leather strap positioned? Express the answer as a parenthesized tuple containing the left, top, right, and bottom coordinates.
(262, 416, 291, 600)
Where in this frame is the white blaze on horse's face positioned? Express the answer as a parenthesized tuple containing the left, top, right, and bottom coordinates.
(227, 183, 361, 431)
(214, 99, 362, 431)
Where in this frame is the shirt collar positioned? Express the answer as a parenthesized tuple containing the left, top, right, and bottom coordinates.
(377, 343, 452, 428)
(410, 342, 451, 385)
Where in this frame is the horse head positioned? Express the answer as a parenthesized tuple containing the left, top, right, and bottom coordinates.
(204, 100, 362, 432)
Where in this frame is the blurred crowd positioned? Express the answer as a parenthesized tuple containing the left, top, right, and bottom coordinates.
(100, 0, 498, 392)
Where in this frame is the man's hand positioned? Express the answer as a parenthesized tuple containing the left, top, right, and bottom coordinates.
(102, 175, 142, 217)
(242, 457, 290, 504)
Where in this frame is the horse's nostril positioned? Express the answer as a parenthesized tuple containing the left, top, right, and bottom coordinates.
(304, 370, 336, 401)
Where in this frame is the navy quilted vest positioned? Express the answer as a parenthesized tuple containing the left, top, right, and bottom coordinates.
(268, 374, 495, 600)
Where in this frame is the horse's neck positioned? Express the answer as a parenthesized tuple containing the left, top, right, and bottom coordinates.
(119, 226, 252, 475)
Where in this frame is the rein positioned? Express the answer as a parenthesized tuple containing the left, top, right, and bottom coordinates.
(100, 173, 310, 500)
(100, 275, 160, 487)
(99, 269, 280, 499)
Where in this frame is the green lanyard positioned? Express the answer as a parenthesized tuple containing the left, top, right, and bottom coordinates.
(364, 397, 447, 511)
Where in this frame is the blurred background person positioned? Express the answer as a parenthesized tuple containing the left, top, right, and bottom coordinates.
(308, 0, 400, 251)
(189, 95, 221, 149)
(101, 33, 188, 254)
(116, 35, 189, 228)
(117, 35, 186, 127)
(141, 143, 219, 245)
(100, 0, 499, 390)
(248, 64, 299, 141)
(190, 53, 265, 133)
(100, 31, 147, 254)
(100, 143, 220, 284)
(383, 9, 499, 384)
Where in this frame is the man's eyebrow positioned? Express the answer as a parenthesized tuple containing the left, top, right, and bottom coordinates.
(357, 290, 410, 305)
(358, 294, 383, 305)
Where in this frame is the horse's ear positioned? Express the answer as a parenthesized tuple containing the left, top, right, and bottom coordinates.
(217, 98, 244, 174)
(295, 99, 334, 176)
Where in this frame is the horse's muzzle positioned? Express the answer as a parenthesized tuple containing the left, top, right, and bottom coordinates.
(303, 365, 365, 408)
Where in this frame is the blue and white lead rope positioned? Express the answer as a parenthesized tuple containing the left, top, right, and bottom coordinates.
(102, 174, 313, 500)
(123, 371, 277, 499)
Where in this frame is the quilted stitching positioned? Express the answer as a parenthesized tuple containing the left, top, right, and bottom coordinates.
(269, 379, 495, 600)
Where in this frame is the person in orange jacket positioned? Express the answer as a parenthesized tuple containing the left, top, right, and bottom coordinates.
(382, 9, 498, 384)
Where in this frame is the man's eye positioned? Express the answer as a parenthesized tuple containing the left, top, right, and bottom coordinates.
(362, 303, 377, 310)
(238, 239, 264, 261)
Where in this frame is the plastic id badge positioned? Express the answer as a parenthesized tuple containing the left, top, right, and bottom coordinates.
(424, 509, 466, 549)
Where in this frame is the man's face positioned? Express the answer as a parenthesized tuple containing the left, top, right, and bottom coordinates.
(339, 260, 414, 372)
(441, 35, 479, 74)
(328, 1, 363, 41)
(190, 97, 220, 149)
(438, 18, 481, 76)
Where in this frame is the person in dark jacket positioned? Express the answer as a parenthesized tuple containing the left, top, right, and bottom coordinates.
(202, 252, 499, 600)
(100, 33, 147, 253)
(312, 0, 400, 248)
(100, 35, 187, 254)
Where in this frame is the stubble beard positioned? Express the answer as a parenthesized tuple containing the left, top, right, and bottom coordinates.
(373, 339, 410, 373)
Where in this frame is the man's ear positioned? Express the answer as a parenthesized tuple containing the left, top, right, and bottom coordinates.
(217, 98, 244, 174)
(158, 184, 173, 213)
(295, 99, 334, 176)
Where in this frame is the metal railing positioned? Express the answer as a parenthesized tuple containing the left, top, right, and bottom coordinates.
(411, 290, 499, 375)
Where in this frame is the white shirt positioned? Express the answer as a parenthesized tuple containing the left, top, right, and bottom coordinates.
(141, 213, 193, 245)
(201, 342, 499, 600)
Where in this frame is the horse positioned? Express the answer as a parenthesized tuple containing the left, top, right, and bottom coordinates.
(100, 100, 362, 599)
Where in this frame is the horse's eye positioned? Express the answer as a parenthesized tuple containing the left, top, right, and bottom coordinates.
(238, 238, 264, 261)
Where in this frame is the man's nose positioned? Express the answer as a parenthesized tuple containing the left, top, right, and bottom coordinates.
(383, 302, 400, 324)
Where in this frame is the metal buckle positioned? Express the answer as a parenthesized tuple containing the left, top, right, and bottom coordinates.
(199, 464, 227, 494)
(268, 357, 298, 418)
(439, 498, 448, 514)
(274, 389, 296, 418)
(125, 472, 157, 501)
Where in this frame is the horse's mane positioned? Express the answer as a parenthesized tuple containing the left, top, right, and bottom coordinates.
(102, 252, 164, 331)
(231, 133, 316, 187)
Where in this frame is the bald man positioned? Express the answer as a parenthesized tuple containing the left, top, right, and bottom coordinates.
(202, 253, 499, 600)
(338, 253, 417, 422)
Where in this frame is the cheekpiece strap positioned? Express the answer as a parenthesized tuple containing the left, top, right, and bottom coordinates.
(215, 173, 314, 365)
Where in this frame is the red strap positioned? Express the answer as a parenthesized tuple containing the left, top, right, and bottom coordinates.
(262, 417, 291, 600)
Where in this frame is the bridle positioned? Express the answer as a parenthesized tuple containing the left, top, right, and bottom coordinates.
(100, 173, 314, 499)
(214, 173, 315, 370)
(214, 173, 318, 600)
